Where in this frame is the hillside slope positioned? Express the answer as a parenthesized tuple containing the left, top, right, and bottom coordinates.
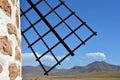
(22, 61, 120, 76)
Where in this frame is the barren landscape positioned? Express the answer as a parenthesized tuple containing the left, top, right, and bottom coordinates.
(23, 72, 120, 80)
(23, 77, 120, 80)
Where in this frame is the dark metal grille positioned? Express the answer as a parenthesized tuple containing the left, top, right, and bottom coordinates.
(21, 0, 97, 75)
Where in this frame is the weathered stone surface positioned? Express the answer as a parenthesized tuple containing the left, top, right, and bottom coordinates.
(0, 0, 21, 79)
(18, 65, 21, 76)
(16, 7, 20, 28)
(7, 23, 21, 48)
(9, 63, 18, 80)
(0, 64, 3, 73)
(11, 0, 15, 5)
(0, 36, 12, 56)
(15, 48, 21, 62)
(7, 23, 17, 36)
(0, 0, 11, 16)
(16, 37, 21, 48)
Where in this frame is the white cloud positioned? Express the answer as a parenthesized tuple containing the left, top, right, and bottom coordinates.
(22, 52, 69, 66)
(22, 53, 38, 66)
(86, 52, 106, 61)
(41, 55, 55, 61)
(22, 52, 38, 59)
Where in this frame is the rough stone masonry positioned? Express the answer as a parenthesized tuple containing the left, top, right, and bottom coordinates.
(0, 0, 22, 80)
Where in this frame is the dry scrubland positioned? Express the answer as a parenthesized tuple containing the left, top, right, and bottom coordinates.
(23, 72, 120, 80)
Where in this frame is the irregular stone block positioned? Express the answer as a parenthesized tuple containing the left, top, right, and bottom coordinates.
(11, 0, 15, 5)
(0, 64, 3, 73)
(16, 36, 21, 48)
(7, 23, 17, 36)
(9, 63, 18, 80)
(0, 0, 11, 17)
(15, 48, 21, 62)
(0, 36, 12, 56)
(16, 7, 20, 28)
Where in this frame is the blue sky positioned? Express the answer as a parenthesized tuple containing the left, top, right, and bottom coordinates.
(21, 0, 120, 68)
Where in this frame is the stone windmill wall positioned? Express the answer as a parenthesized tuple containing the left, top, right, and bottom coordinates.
(0, 0, 22, 80)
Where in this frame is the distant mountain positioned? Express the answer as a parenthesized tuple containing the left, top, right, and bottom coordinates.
(70, 61, 120, 73)
(22, 61, 120, 77)
(22, 65, 57, 77)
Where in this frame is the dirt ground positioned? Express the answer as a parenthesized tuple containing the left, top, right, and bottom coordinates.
(23, 77, 120, 80)
(22, 72, 120, 80)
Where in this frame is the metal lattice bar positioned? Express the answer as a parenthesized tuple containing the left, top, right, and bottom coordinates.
(22, 33, 47, 74)
(73, 32, 97, 52)
(27, 0, 74, 56)
(33, 27, 60, 64)
(36, 22, 86, 61)
(44, 53, 71, 75)
(21, 2, 60, 65)
(21, 0, 97, 75)
(21, 0, 43, 16)
(21, 1, 63, 34)
(44, 0, 84, 43)
(21, 2, 48, 74)
(28, 12, 73, 48)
